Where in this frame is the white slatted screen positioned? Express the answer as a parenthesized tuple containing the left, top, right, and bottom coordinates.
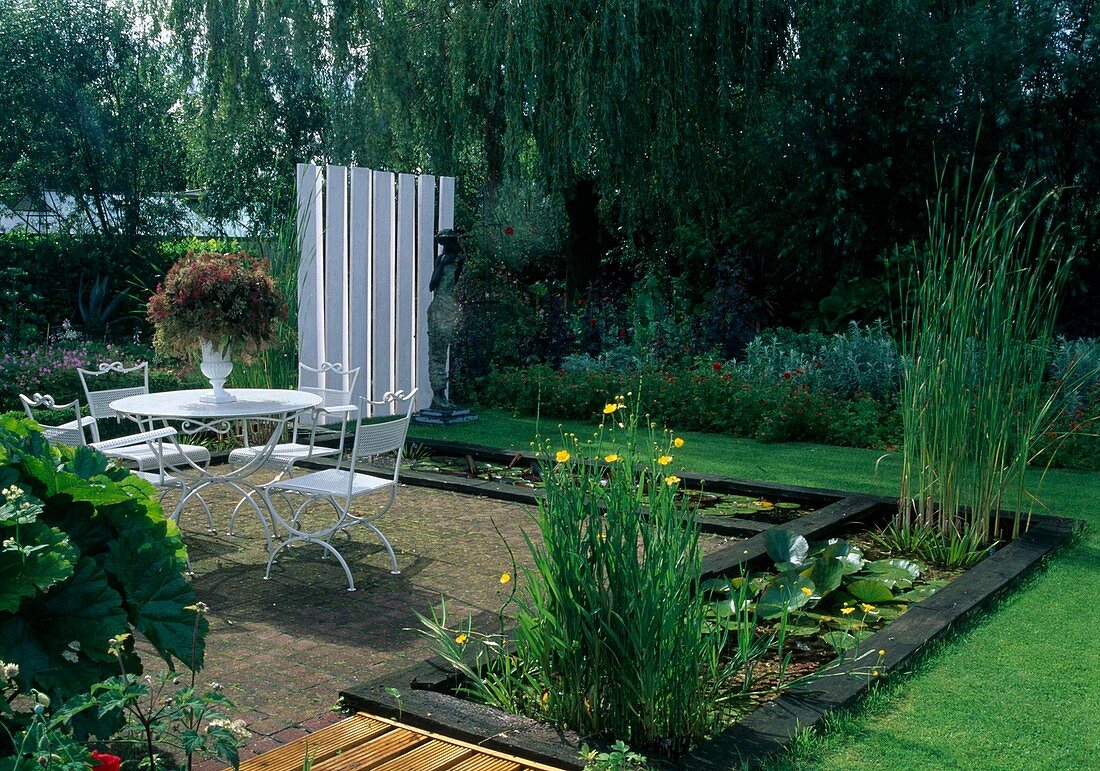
(296, 163, 453, 415)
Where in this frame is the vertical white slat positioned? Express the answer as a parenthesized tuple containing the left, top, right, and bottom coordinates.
(324, 165, 349, 389)
(348, 166, 372, 405)
(415, 175, 436, 411)
(438, 175, 456, 230)
(395, 173, 416, 399)
(295, 163, 325, 389)
(371, 170, 396, 414)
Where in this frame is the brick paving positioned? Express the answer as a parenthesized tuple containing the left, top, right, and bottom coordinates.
(158, 465, 739, 769)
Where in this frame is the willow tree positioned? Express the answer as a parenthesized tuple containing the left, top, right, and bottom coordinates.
(163, 0, 1100, 325)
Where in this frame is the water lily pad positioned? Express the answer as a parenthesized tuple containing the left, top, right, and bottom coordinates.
(846, 579, 895, 603)
(758, 573, 814, 619)
(764, 530, 810, 565)
(821, 631, 857, 652)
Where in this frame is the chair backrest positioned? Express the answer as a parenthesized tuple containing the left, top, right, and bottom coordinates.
(349, 389, 418, 465)
(298, 362, 360, 424)
(19, 393, 88, 446)
(77, 361, 150, 420)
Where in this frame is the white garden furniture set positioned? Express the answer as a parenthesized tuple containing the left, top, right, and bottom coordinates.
(19, 361, 416, 591)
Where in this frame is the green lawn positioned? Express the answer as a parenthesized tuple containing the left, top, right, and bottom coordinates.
(411, 410, 1100, 770)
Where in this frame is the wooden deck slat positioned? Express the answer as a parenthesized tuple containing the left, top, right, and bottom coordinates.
(312, 727, 426, 771)
(370, 738, 471, 771)
(445, 757, 523, 771)
(240, 715, 390, 770)
(236, 711, 566, 771)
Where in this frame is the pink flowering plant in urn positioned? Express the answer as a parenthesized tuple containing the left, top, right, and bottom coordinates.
(147, 251, 285, 401)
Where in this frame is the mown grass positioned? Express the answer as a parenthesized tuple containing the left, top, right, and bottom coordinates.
(410, 409, 1099, 770)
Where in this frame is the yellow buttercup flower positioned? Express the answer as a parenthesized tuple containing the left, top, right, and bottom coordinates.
(841, 606, 855, 616)
(673, 437, 685, 448)
(664, 475, 681, 486)
(603, 403, 620, 414)
(500, 572, 511, 584)
(800, 586, 813, 596)
(657, 455, 673, 466)
(879, 649, 886, 657)
(861, 603, 876, 613)
(455, 633, 468, 645)
(604, 453, 621, 463)
(555, 450, 571, 463)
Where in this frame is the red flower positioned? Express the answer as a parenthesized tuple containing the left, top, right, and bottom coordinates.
(783, 371, 792, 379)
(617, 328, 627, 339)
(712, 362, 722, 371)
(503, 225, 515, 236)
(589, 318, 597, 326)
(90, 751, 122, 771)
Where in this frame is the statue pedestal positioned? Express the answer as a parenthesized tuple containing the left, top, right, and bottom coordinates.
(413, 407, 479, 427)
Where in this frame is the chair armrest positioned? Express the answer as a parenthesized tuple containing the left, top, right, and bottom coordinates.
(92, 427, 177, 452)
(315, 404, 358, 416)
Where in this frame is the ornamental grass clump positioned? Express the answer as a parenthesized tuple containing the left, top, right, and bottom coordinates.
(420, 398, 731, 753)
(894, 162, 1074, 561)
(146, 251, 285, 363)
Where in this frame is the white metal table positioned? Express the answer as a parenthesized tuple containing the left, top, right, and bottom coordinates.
(110, 388, 324, 545)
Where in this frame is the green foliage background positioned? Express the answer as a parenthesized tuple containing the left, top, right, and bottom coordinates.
(3, 0, 1098, 331)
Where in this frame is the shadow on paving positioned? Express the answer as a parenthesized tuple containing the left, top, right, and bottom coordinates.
(167, 474, 538, 768)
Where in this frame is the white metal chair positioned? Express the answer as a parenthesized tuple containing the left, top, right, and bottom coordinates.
(77, 361, 211, 471)
(93, 426, 213, 573)
(90, 425, 215, 533)
(19, 393, 96, 446)
(229, 362, 360, 476)
(260, 389, 417, 591)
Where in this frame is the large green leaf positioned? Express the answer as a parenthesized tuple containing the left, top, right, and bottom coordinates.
(764, 530, 809, 566)
(801, 556, 844, 596)
(846, 578, 896, 603)
(10, 557, 129, 695)
(104, 521, 204, 670)
(758, 573, 815, 619)
(866, 558, 922, 580)
(0, 521, 77, 612)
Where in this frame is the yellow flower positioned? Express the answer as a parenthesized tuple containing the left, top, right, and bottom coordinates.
(878, 649, 886, 657)
(841, 606, 855, 616)
(861, 603, 876, 613)
(455, 633, 468, 645)
(541, 691, 550, 706)
(664, 475, 681, 486)
(604, 453, 621, 463)
(500, 572, 511, 584)
(657, 455, 673, 466)
(673, 437, 685, 448)
(800, 586, 813, 596)
(555, 450, 571, 463)
(872, 669, 880, 677)
(602, 403, 620, 414)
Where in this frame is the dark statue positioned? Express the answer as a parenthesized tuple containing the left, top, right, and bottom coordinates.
(418, 229, 477, 424)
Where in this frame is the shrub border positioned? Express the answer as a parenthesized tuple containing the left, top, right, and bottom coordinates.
(337, 440, 1079, 769)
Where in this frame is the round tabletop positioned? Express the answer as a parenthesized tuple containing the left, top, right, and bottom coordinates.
(110, 389, 323, 420)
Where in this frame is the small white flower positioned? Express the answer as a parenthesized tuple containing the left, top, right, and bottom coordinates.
(66, 641, 80, 652)
(61, 650, 79, 664)
(2, 661, 19, 679)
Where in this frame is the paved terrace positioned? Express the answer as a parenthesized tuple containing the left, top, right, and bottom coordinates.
(158, 465, 737, 769)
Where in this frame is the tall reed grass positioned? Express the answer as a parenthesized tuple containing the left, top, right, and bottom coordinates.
(420, 399, 734, 753)
(896, 162, 1072, 553)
